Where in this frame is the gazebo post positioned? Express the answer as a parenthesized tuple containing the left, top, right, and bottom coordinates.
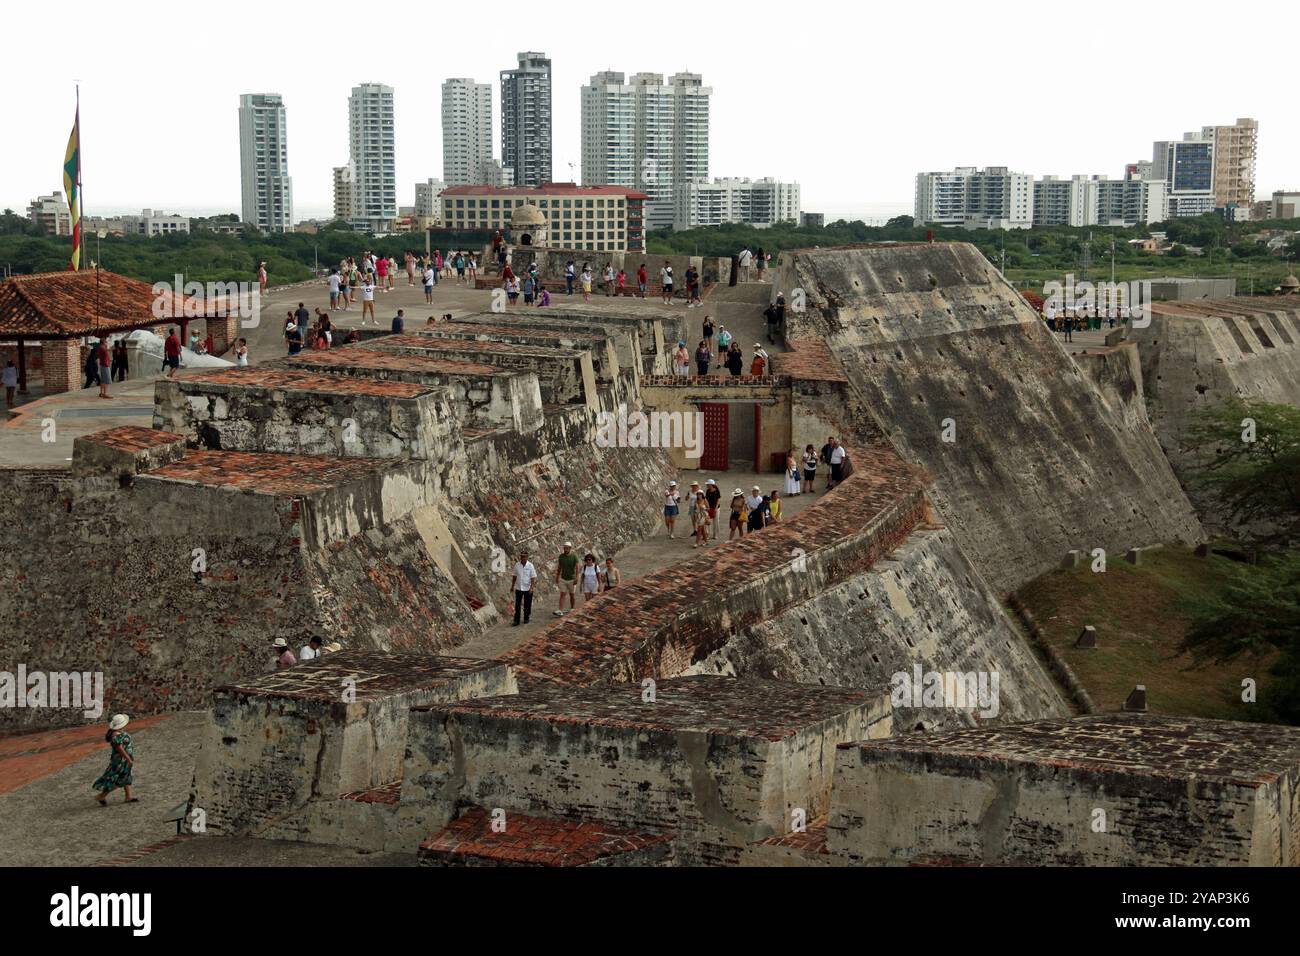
(16, 338, 28, 394)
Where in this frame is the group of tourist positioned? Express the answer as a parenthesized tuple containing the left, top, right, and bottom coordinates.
(508, 546, 622, 626)
(670, 315, 772, 377)
(732, 246, 771, 284)
(284, 302, 361, 355)
(80, 338, 132, 399)
(270, 634, 345, 669)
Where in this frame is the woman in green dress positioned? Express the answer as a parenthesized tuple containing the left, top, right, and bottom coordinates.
(93, 714, 137, 806)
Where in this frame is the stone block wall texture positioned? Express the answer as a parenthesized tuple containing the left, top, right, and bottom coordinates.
(0, 446, 486, 731)
(153, 368, 457, 463)
(1126, 300, 1300, 535)
(687, 526, 1068, 728)
(827, 714, 1300, 866)
(777, 242, 1203, 594)
(399, 676, 892, 860)
(193, 654, 514, 836)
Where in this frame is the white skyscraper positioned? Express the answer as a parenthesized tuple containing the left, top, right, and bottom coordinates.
(915, 167, 1033, 229)
(580, 70, 710, 230)
(238, 93, 293, 232)
(348, 83, 396, 230)
(441, 78, 494, 187)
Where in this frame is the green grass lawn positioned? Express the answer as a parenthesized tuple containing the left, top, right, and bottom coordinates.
(1012, 546, 1277, 721)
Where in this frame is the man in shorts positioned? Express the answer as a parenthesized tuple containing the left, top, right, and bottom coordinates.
(163, 328, 182, 378)
(553, 541, 578, 616)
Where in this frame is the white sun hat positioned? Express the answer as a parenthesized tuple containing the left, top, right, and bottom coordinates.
(109, 714, 129, 730)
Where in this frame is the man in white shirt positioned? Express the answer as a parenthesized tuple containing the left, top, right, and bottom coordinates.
(299, 635, 323, 661)
(660, 264, 674, 304)
(829, 438, 848, 488)
(739, 247, 753, 281)
(512, 550, 539, 626)
(327, 271, 341, 310)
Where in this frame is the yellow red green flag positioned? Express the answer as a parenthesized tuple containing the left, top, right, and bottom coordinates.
(63, 100, 81, 270)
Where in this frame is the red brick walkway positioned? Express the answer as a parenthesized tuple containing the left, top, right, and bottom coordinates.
(0, 715, 173, 795)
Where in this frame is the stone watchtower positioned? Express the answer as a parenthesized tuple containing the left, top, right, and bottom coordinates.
(510, 203, 547, 247)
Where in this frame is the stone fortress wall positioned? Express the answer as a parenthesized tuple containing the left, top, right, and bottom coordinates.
(775, 242, 1205, 594)
(9, 242, 1300, 867)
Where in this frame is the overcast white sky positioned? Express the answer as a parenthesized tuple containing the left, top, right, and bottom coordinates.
(5, 0, 1293, 223)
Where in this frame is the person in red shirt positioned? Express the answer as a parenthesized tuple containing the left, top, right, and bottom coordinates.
(96, 339, 113, 399)
(636, 264, 648, 298)
(163, 328, 181, 379)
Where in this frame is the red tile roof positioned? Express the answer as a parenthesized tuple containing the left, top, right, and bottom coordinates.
(0, 270, 212, 339)
(146, 449, 396, 496)
(418, 807, 673, 866)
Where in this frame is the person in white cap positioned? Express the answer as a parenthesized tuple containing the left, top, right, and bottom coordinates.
(663, 480, 682, 538)
(745, 486, 766, 533)
(272, 637, 297, 669)
(554, 541, 578, 616)
(704, 479, 721, 539)
(93, 714, 138, 805)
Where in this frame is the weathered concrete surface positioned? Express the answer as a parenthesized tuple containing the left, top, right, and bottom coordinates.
(686, 526, 1069, 728)
(417, 807, 675, 867)
(396, 675, 892, 862)
(193, 654, 514, 838)
(828, 713, 1300, 866)
(778, 243, 1203, 593)
(1126, 299, 1300, 534)
(153, 367, 456, 462)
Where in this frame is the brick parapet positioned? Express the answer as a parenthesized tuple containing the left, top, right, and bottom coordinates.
(501, 444, 928, 685)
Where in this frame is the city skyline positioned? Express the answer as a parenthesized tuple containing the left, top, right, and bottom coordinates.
(6, 0, 1298, 224)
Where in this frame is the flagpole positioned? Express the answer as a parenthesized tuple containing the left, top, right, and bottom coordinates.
(76, 85, 84, 272)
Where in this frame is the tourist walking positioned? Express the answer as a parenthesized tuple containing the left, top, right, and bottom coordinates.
(603, 263, 615, 296)
(829, 438, 848, 489)
(745, 486, 766, 533)
(738, 246, 753, 281)
(111, 339, 129, 383)
(636, 263, 648, 298)
(729, 488, 746, 540)
(820, 436, 835, 490)
(601, 557, 621, 591)
(3, 360, 17, 407)
(511, 551, 538, 626)
(660, 262, 674, 304)
(272, 637, 296, 668)
(257, 261, 267, 295)
(580, 553, 601, 602)
(726, 342, 744, 377)
(673, 341, 691, 376)
(93, 714, 137, 806)
(554, 542, 578, 616)
(581, 267, 593, 302)
(702, 315, 714, 349)
(423, 265, 435, 304)
(235, 338, 249, 367)
(690, 491, 710, 548)
(360, 278, 377, 325)
(663, 480, 682, 538)
(802, 444, 818, 494)
(695, 340, 712, 376)
(164, 328, 182, 378)
(705, 479, 721, 539)
(616, 269, 627, 295)
(756, 248, 767, 282)
(565, 260, 576, 295)
(95, 339, 113, 398)
(785, 449, 801, 496)
(83, 343, 101, 390)
(750, 345, 768, 376)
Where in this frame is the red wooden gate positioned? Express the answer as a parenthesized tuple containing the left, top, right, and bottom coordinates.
(701, 403, 728, 471)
